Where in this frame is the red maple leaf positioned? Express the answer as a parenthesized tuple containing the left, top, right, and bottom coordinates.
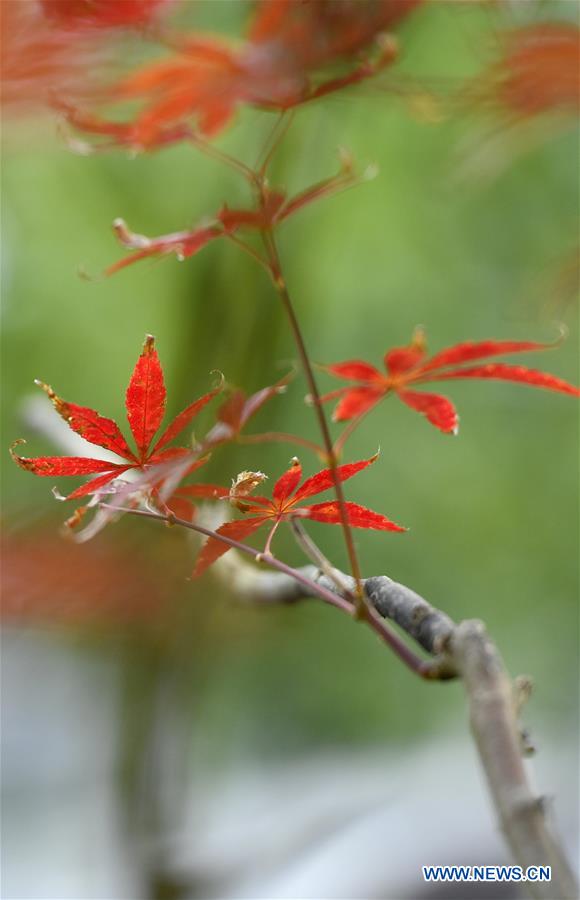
(193, 453, 405, 577)
(321, 329, 580, 434)
(11, 335, 221, 500)
(204, 373, 292, 446)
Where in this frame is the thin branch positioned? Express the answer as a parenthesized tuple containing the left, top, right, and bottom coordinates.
(291, 519, 354, 599)
(188, 134, 256, 184)
(107, 504, 434, 679)
(333, 396, 385, 458)
(261, 227, 366, 612)
(224, 233, 272, 274)
(452, 621, 578, 900)
(187, 543, 577, 899)
(256, 110, 295, 178)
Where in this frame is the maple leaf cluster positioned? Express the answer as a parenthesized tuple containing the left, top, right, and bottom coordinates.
(193, 454, 405, 577)
(4, 2, 578, 143)
(11, 330, 579, 575)
(6, 3, 580, 587)
(11, 337, 406, 569)
(52, 0, 420, 150)
(12, 336, 219, 501)
(321, 329, 580, 434)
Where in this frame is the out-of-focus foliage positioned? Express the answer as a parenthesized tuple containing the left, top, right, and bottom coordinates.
(2, 0, 577, 791)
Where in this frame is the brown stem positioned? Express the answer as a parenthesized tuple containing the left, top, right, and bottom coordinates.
(189, 134, 256, 184)
(256, 111, 295, 178)
(106, 504, 431, 678)
(290, 519, 354, 599)
(260, 227, 366, 611)
(224, 233, 271, 274)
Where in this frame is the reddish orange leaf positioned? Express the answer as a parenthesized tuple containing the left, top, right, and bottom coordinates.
(385, 346, 426, 376)
(420, 339, 557, 374)
(398, 389, 458, 434)
(193, 453, 403, 576)
(164, 496, 196, 522)
(193, 517, 266, 577)
(293, 454, 378, 502)
(205, 374, 291, 446)
(272, 458, 302, 502)
(152, 384, 222, 454)
(63, 0, 420, 150)
(35, 381, 136, 461)
(11, 336, 223, 522)
(325, 361, 382, 382)
(333, 387, 384, 422)
(421, 364, 580, 396)
(107, 221, 222, 276)
(66, 467, 133, 499)
(304, 501, 406, 532)
(322, 328, 579, 433)
(10, 449, 127, 478)
(215, 390, 246, 431)
(125, 335, 166, 459)
(40, 0, 170, 28)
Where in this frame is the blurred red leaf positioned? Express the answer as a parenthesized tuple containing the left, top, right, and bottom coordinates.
(62, 0, 422, 147)
(322, 330, 580, 434)
(39, 0, 171, 29)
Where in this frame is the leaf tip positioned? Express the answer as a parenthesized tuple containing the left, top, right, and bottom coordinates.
(34, 379, 54, 398)
(142, 334, 156, 355)
(9, 438, 27, 464)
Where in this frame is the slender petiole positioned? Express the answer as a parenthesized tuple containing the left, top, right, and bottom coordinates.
(255, 111, 295, 178)
(225, 233, 272, 274)
(260, 227, 366, 613)
(332, 396, 385, 458)
(291, 519, 355, 599)
(238, 431, 324, 456)
(189, 133, 257, 183)
(263, 519, 281, 556)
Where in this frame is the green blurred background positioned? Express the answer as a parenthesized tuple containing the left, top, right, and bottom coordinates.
(2, 1, 578, 894)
